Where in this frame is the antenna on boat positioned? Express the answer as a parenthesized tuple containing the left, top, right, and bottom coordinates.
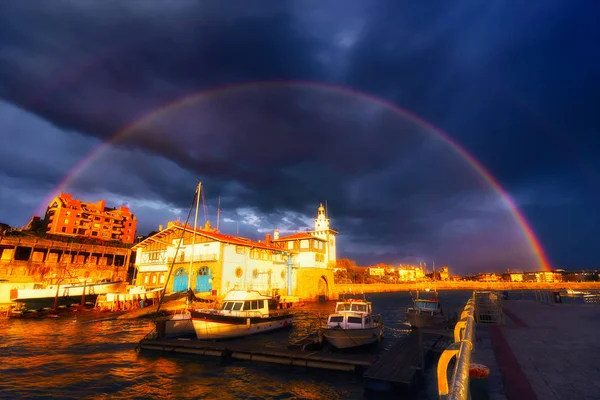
(216, 196, 221, 232)
(325, 200, 328, 218)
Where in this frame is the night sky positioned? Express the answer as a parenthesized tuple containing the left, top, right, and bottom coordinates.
(1, 1, 598, 274)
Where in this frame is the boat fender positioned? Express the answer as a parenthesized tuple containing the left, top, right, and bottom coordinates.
(469, 363, 490, 379)
(246, 318, 251, 329)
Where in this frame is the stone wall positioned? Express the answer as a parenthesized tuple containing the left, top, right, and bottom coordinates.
(331, 281, 600, 298)
(294, 268, 334, 301)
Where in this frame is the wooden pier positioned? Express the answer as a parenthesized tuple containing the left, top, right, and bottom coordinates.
(137, 328, 451, 389)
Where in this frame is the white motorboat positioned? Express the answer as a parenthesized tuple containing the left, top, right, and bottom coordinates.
(190, 290, 293, 340)
(320, 296, 384, 349)
(10, 279, 124, 310)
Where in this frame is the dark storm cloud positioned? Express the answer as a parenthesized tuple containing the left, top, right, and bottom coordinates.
(0, 1, 598, 271)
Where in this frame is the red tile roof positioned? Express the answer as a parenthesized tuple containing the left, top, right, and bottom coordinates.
(133, 223, 292, 252)
(274, 231, 325, 241)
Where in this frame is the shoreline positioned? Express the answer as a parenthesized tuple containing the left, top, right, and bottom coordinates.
(331, 281, 600, 295)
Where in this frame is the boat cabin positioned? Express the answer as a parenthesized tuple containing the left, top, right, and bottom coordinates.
(326, 300, 374, 329)
(409, 299, 442, 316)
(217, 290, 277, 317)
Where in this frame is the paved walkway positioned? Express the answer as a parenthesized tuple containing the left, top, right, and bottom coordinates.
(494, 299, 600, 400)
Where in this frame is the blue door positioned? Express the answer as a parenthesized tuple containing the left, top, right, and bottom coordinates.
(196, 266, 212, 293)
(173, 268, 188, 292)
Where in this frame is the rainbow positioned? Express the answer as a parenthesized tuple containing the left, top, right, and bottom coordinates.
(41, 80, 552, 271)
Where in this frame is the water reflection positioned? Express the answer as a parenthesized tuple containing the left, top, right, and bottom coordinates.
(0, 291, 473, 399)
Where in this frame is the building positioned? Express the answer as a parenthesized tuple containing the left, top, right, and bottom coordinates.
(0, 233, 132, 283)
(43, 193, 137, 244)
(368, 267, 385, 277)
(132, 204, 338, 301)
(535, 271, 562, 283)
(439, 266, 449, 281)
(397, 265, 425, 282)
(509, 273, 524, 282)
(271, 203, 337, 267)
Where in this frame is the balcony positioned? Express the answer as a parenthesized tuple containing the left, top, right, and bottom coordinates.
(167, 253, 219, 264)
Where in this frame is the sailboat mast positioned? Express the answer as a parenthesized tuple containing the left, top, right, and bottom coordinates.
(217, 196, 221, 232)
(188, 182, 201, 304)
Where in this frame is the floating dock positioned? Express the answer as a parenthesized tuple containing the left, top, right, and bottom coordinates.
(137, 328, 450, 388)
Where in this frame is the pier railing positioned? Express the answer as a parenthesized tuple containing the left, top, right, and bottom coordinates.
(436, 292, 477, 400)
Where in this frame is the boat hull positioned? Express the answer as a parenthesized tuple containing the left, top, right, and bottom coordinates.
(10, 281, 124, 310)
(405, 310, 446, 329)
(164, 313, 196, 339)
(191, 311, 293, 340)
(322, 324, 384, 349)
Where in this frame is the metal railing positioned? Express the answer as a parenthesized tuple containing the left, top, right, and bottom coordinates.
(437, 294, 475, 400)
(474, 291, 504, 324)
(534, 289, 562, 304)
(437, 291, 505, 399)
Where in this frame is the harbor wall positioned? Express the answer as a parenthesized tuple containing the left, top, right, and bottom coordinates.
(330, 281, 600, 298)
(294, 268, 335, 301)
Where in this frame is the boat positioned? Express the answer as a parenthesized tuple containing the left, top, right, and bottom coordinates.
(320, 295, 384, 349)
(565, 288, 590, 296)
(405, 292, 446, 329)
(9, 279, 124, 311)
(405, 261, 446, 329)
(161, 181, 205, 338)
(189, 290, 294, 340)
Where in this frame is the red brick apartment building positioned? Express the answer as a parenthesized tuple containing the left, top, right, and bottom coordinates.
(44, 193, 137, 244)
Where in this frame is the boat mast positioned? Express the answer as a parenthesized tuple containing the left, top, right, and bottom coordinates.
(216, 196, 221, 232)
(188, 181, 201, 307)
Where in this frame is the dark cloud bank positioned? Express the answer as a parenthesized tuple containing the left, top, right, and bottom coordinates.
(0, 1, 599, 273)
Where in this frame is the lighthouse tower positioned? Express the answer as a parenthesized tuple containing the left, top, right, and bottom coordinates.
(312, 203, 338, 264)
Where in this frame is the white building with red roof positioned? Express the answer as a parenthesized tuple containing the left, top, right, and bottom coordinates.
(271, 203, 338, 268)
(132, 204, 338, 300)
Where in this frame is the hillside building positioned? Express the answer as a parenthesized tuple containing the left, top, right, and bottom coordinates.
(43, 193, 137, 244)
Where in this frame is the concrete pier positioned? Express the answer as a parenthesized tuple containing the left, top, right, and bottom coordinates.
(492, 299, 600, 400)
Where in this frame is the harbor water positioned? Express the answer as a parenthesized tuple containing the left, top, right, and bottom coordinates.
(0, 290, 513, 399)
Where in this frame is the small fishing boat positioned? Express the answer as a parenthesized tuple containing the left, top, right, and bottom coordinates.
(405, 290, 446, 329)
(190, 290, 293, 340)
(320, 295, 384, 349)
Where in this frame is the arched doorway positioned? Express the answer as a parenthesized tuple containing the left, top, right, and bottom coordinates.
(318, 276, 329, 300)
(173, 268, 188, 292)
(196, 266, 213, 293)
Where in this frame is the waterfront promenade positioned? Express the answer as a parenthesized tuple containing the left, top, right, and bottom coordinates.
(492, 298, 600, 400)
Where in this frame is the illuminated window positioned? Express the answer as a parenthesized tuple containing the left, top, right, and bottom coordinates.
(300, 240, 309, 249)
(287, 241, 294, 249)
(64, 219, 69, 224)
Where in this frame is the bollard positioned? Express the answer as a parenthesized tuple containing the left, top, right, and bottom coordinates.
(553, 291, 562, 304)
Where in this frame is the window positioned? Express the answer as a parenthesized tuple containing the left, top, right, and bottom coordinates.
(92, 232, 98, 236)
(330, 316, 344, 323)
(159, 274, 165, 284)
(348, 316, 362, 324)
(243, 301, 251, 310)
(64, 219, 69, 224)
(72, 228, 77, 234)
(287, 241, 294, 250)
(232, 302, 243, 311)
(61, 227, 66, 232)
(236, 246, 245, 254)
(235, 267, 243, 278)
(300, 239, 309, 249)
